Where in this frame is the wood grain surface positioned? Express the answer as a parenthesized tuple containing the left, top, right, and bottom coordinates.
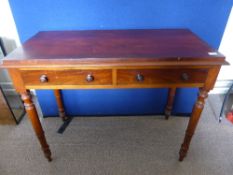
(2, 29, 227, 68)
(0, 29, 227, 161)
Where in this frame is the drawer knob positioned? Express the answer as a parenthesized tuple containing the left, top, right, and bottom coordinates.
(136, 74, 144, 82)
(86, 74, 94, 82)
(181, 73, 189, 81)
(40, 75, 48, 83)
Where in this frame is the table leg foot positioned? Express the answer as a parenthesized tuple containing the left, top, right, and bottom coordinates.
(179, 132, 193, 161)
(21, 91, 52, 162)
(165, 110, 171, 120)
(59, 111, 67, 122)
(39, 134, 52, 161)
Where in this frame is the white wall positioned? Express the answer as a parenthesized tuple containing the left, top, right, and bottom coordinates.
(0, 0, 21, 94)
(0, 0, 20, 49)
(212, 6, 233, 94)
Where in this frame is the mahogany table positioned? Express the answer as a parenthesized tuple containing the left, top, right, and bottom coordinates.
(1, 29, 227, 161)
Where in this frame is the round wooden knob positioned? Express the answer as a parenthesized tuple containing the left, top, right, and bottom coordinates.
(181, 73, 189, 81)
(86, 74, 94, 82)
(136, 74, 144, 82)
(40, 75, 48, 83)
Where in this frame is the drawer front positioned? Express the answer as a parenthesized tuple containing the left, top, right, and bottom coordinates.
(21, 69, 112, 86)
(117, 69, 208, 85)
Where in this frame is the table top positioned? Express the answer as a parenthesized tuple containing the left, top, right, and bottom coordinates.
(2, 29, 226, 68)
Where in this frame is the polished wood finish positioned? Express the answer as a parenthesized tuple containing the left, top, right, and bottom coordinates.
(54, 90, 67, 121)
(165, 88, 176, 119)
(18, 67, 209, 89)
(20, 91, 52, 161)
(20, 69, 112, 86)
(1, 29, 227, 161)
(117, 68, 208, 85)
(3, 29, 225, 68)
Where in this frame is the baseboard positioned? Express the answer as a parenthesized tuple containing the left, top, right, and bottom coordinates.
(211, 79, 233, 94)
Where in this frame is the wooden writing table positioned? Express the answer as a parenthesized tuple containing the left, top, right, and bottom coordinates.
(1, 29, 227, 161)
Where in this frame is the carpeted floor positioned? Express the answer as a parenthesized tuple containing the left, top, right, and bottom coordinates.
(0, 95, 233, 175)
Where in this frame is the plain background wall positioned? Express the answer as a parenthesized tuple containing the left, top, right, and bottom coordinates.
(0, 0, 21, 95)
(8, 0, 233, 116)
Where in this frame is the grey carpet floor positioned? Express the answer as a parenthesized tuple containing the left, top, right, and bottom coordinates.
(0, 95, 233, 175)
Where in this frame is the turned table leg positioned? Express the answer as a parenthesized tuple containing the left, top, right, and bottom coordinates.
(54, 89, 68, 121)
(165, 88, 176, 119)
(21, 91, 52, 161)
(179, 88, 208, 161)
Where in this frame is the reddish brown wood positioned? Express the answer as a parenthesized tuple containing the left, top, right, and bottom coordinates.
(1, 30, 227, 161)
(54, 89, 67, 121)
(179, 88, 208, 161)
(20, 69, 112, 86)
(21, 91, 52, 161)
(165, 88, 176, 119)
(2, 29, 226, 68)
(8, 69, 26, 93)
(117, 68, 208, 85)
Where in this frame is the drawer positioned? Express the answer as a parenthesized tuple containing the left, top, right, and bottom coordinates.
(117, 68, 208, 85)
(20, 69, 112, 86)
